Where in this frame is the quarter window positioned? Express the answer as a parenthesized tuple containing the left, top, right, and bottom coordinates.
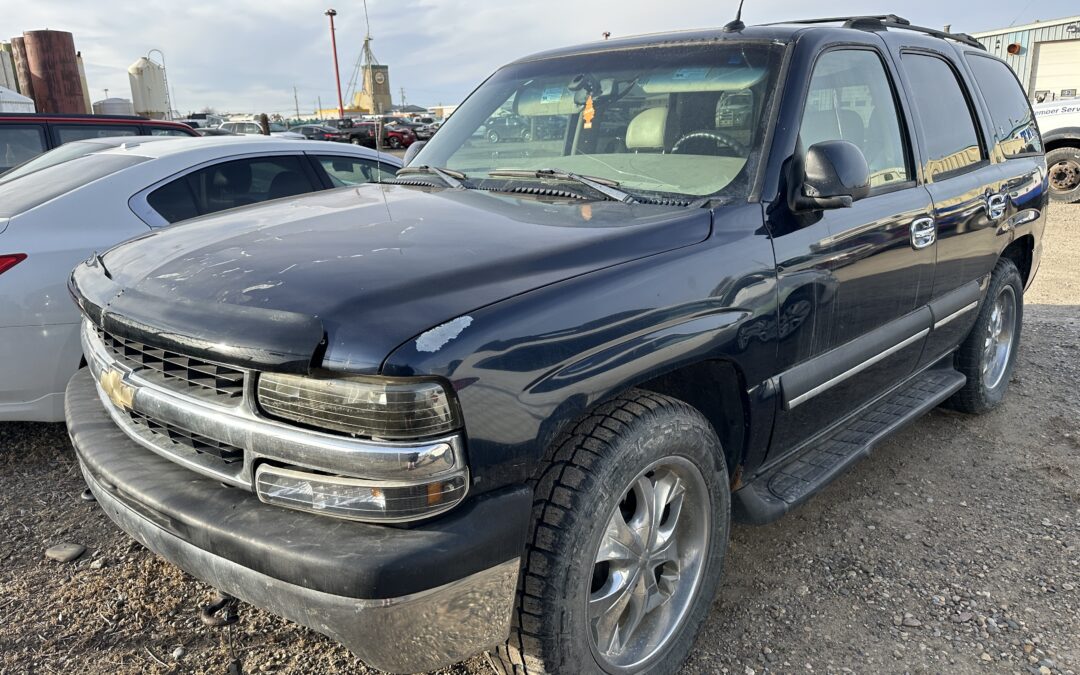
(800, 49, 910, 188)
(901, 53, 984, 179)
(317, 155, 398, 186)
(966, 55, 1042, 158)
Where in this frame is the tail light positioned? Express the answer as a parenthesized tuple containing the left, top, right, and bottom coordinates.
(0, 254, 26, 275)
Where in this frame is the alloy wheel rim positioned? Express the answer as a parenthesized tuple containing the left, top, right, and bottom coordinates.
(1049, 158, 1080, 192)
(982, 285, 1016, 390)
(587, 456, 709, 671)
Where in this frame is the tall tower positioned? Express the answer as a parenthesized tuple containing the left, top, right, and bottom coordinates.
(351, 0, 391, 114)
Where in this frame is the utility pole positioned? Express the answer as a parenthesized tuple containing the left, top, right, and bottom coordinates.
(318, 96, 323, 120)
(293, 86, 301, 121)
(400, 87, 406, 110)
(325, 8, 345, 119)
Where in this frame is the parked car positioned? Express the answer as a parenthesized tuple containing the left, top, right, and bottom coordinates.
(219, 121, 305, 139)
(1034, 99, 1080, 203)
(324, 119, 381, 147)
(290, 124, 344, 141)
(0, 136, 399, 422)
(483, 114, 532, 143)
(66, 15, 1045, 674)
(0, 113, 197, 174)
(383, 123, 416, 149)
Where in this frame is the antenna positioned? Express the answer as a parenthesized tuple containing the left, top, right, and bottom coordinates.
(723, 0, 747, 32)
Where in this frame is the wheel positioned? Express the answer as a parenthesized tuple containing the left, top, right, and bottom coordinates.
(945, 258, 1023, 414)
(492, 390, 730, 675)
(488, 129, 501, 144)
(388, 136, 402, 149)
(1046, 147, 1080, 203)
(350, 137, 362, 145)
(521, 130, 532, 143)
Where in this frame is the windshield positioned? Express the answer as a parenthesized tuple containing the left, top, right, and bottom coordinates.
(414, 41, 784, 200)
(0, 141, 114, 184)
(0, 154, 149, 218)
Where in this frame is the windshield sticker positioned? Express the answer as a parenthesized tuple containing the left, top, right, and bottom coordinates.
(583, 94, 595, 129)
(673, 68, 709, 81)
(539, 87, 564, 105)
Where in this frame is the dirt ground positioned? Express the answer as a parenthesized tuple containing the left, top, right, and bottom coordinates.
(0, 206, 1077, 675)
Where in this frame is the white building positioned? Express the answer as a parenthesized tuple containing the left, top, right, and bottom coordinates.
(971, 15, 1080, 103)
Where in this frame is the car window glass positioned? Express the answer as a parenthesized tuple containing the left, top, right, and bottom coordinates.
(149, 128, 194, 137)
(146, 176, 201, 223)
(901, 53, 984, 179)
(966, 55, 1042, 158)
(800, 49, 910, 188)
(0, 154, 148, 217)
(162, 155, 317, 218)
(54, 125, 139, 144)
(0, 140, 110, 183)
(316, 155, 398, 186)
(0, 125, 48, 173)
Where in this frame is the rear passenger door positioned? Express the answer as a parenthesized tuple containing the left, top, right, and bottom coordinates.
(884, 40, 1011, 364)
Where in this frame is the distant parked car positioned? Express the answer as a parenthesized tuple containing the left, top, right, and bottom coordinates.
(324, 119, 381, 148)
(219, 121, 305, 140)
(0, 135, 400, 421)
(0, 112, 197, 174)
(383, 123, 416, 149)
(483, 114, 532, 143)
(291, 124, 344, 141)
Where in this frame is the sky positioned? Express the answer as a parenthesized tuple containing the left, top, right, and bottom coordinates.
(5, 0, 1079, 116)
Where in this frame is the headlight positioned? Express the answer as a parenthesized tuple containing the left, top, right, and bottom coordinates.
(257, 372, 460, 440)
(255, 464, 468, 522)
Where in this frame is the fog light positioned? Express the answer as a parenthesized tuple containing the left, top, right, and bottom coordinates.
(254, 464, 468, 522)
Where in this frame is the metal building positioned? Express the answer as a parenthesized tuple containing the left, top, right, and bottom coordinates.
(972, 15, 1080, 103)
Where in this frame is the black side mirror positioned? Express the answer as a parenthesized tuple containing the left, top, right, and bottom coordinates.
(402, 141, 427, 167)
(795, 140, 871, 210)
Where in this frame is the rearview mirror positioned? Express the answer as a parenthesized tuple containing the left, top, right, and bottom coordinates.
(795, 140, 870, 210)
(402, 141, 427, 167)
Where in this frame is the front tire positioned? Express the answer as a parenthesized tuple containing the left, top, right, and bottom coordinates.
(946, 258, 1023, 414)
(493, 390, 730, 675)
(1046, 146, 1080, 203)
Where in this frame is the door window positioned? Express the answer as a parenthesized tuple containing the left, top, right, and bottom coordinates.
(54, 124, 139, 144)
(0, 125, 47, 172)
(146, 155, 317, 223)
(148, 127, 194, 137)
(800, 49, 911, 188)
(966, 55, 1042, 158)
(900, 53, 984, 179)
(316, 155, 398, 186)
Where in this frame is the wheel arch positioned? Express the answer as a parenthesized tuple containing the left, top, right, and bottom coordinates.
(1041, 128, 1080, 152)
(1000, 233, 1035, 288)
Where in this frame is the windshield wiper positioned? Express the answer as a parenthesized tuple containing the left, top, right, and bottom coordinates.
(486, 169, 637, 203)
(396, 165, 467, 189)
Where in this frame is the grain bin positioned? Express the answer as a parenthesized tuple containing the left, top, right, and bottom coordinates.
(92, 97, 134, 116)
(128, 56, 167, 119)
(76, 51, 92, 113)
(23, 30, 84, 113)
(10, 37, 34, 103)
(0, 43, 18, 93)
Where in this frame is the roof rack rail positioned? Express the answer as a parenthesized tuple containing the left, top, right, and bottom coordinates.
(771, 15, 986, 51)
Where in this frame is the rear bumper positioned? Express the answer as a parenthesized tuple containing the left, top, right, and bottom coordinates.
(66, 369, 527, 673)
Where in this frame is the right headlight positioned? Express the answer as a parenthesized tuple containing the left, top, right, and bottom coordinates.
(257, 372, 461, 440)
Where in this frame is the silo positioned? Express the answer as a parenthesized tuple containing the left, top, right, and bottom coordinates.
(76, 51, 92, 113)
(10, 37, 34, 103)
(128, 57, 168, 119)
(92, 97, 135, 116)
(0, 43, 18, 93)
(23, 30, 84, 113)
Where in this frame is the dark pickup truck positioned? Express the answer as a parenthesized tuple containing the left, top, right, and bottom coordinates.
(66, 15, 1046, 675)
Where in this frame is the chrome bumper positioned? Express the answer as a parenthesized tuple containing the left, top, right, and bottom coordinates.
(81, 463, 518, 673)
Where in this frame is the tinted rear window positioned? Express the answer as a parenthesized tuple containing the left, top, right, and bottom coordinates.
(967, 55, 1042, 157)
(0, 154, 149, 217)
(0, 125, 47, 173)
(901, 53, 984, 179)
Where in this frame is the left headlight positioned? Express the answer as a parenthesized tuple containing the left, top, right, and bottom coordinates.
(257, 372, 460, 440)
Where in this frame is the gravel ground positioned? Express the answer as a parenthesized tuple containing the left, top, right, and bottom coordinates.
(1, 206, 1077, 675)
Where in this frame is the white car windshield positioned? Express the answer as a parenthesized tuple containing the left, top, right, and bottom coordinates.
(412, 41, 784, 200)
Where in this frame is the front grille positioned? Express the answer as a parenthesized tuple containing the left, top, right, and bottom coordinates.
(126, 410, 244, 464)
(97, 328, 245, 404)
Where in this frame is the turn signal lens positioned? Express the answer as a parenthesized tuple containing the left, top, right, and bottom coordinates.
(255, 464, 468, 522)
(257, 372, 459, 440)
(0, 253, 27, 275)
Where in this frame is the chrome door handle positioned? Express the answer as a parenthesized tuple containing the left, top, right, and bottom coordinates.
(910, 217, 936, 250)
(987, 193, 1008, 220)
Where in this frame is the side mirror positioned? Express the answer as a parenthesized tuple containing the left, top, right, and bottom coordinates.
(402, 140, 427, 167)
(796, 140, 871, 210)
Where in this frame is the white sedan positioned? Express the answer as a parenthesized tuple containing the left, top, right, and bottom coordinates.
(0, 135, 401, 421)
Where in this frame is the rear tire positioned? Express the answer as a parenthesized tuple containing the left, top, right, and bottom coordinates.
(945, 258, 1023, 414)
(1046, 146, 1080, 203)
(492, 390, 730, 675)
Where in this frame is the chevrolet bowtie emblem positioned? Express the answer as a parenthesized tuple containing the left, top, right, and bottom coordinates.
(100, 368, 135, 410)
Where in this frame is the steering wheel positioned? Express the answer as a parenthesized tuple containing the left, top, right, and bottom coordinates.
(671, 130, 747, 156)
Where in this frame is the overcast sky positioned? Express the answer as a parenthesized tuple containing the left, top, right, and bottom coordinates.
(6, 0, 1078, 116)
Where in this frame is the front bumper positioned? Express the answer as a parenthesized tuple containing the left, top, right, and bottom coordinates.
(67, 369, 528, 673)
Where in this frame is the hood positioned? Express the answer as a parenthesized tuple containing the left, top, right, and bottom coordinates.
(98, 184, 711, 372)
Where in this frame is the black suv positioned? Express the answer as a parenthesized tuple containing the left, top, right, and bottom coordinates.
(66, 16, 1046, 674)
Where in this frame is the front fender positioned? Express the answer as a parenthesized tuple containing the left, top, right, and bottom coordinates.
(381, 204, 778, 493)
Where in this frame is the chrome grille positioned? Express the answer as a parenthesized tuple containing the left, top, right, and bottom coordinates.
(96, 327, 245, 404)
(126, 410, 244, 464)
